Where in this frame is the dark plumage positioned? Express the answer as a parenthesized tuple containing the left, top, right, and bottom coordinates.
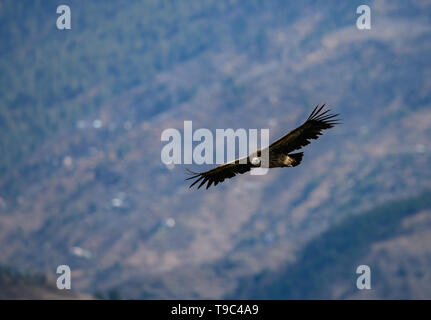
(186, 105, 340, 189)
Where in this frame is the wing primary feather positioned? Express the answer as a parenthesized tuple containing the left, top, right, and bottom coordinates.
(186, 168, 202, 175)
(206, 180, 214, 189)
(307, 105, 319, 120)
(189, 175, 205, 188)
(315, 104, 325, 117)
(314, 113, 339, 121)
(185, 174, 201, 181)
(313, 108, 330, 119)
(308, 104, 326, 120)
(198, 177, 209, 189)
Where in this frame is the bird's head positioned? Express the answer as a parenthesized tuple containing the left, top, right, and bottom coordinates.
(251, 156, 261, 166)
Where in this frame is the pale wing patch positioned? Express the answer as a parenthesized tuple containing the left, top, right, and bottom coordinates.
(283, 155, 295, 167)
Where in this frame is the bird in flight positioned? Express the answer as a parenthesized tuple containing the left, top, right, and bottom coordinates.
(186, 105, 340, 189)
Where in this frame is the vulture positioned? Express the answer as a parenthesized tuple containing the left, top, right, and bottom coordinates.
(186, 104, 340, 189)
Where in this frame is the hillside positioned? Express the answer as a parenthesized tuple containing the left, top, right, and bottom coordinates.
(231, 191, 431, 299)
(0, 265, 91, 299)
(0, 0, 431, 299)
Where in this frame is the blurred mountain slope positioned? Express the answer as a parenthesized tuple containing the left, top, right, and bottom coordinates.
(231, 191, 431, 299)
(0, 0, 431, 299)
(0, 0, 314, 176)
(0, 265, 92, 299)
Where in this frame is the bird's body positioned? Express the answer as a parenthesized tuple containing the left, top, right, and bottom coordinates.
(186, 105, 340, 189)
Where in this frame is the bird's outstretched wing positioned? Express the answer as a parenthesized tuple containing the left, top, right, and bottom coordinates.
(186, 159, 251, 190)
(268, 104, 340, 155)
(186, 105, 339, 189)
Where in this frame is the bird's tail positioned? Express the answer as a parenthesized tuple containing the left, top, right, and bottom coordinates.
(288, 152, 303, 167)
